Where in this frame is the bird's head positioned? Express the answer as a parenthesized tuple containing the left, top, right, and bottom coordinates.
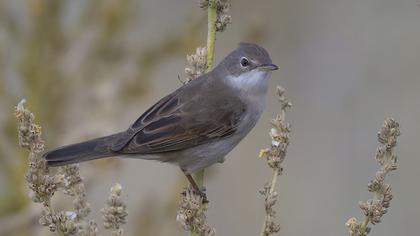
(215, 43, 278, 94)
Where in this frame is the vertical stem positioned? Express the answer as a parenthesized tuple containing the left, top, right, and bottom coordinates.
(269, 169, 279, 196)
(205, 0, 217, 73)
(190, 1, 217, 236)
(192, 0, 217, 195)
(193, 169, 205, 188)
(359, 217, 370, 235)
(260, 168, 279, 236)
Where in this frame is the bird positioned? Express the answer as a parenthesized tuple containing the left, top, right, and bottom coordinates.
(44, 42, 278, 195)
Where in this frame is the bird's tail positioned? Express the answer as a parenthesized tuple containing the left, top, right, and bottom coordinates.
(44, 132, 125, 167)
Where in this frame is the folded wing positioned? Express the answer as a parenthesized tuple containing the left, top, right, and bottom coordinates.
(111, 85, 246, 155)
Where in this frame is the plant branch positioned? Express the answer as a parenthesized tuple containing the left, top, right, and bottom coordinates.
(16, 99, 128, 235)
(259, 87, 292, 236)
(192, 0, 218, 198)
(345, 118, 400, 236)
(205, 0, 217, 72)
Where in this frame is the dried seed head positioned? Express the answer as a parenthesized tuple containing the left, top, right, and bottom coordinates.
(259, 86, 291, 236)
(185, 47, 207, 82)
(199, 0, 231, 32)
(101, 183, 128, 235)
(349, 118, 400, 235)
(176, 187, 215, 235)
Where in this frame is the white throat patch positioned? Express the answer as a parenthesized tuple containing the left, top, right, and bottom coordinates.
(226, 69, 269, 93)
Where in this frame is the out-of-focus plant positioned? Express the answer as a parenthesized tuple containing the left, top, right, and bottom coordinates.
(346, 118, 400, 236)
(16, 99, 91, 235)
(258, 86, 292, 236)
(15, 100, 127, 236)
(102, 183, 128, 236)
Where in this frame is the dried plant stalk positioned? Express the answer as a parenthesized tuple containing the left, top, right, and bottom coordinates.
(16, 99, 91, 235)
(16, 99, 128, 235)
(259, 86, 292, 236)
(185, 47, 207, 83)
(346, 118, 400, 236)
(101, 183, 128, 236)
(176, 188, 215, 235)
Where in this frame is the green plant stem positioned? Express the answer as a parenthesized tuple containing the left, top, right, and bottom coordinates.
(359, 217, 370, 235)
(190, 1, 218, 236)
(193, 169, 205, 189)
(260, 168, 279, 236)
(205, 0, 217, 73)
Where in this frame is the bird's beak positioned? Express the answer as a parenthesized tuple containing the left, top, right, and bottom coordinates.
(258, 63, 279, 71)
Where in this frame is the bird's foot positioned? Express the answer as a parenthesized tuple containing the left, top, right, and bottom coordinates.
(194, 187, 209, 204)
(181, 186, 209, 204)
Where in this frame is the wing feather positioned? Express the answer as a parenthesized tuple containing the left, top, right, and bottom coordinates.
(111, 76, 246, 155)
(120, 111, 243, 154)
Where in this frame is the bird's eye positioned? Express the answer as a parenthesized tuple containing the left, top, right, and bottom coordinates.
(240, 57, 249, 67)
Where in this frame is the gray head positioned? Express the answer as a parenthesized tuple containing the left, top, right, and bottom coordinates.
(215, 42, 278, 77)
(215, 43, 278, 94)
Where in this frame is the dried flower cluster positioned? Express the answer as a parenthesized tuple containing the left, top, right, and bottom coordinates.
(260, 87, 292, 173)
(16, 99, 128, 235)
(16, 100, 44, 152)
(259, 86, 292, 236)
(79, 221, 99, 236)
(185, 47, 207, 82)
(39, 209, 78, 234)
(16, 100, 59, 204)
(16, 99, 91, 234)
(259, 185, 280, 235)
(176, 187, 215, 236)
(60, 165, 92, 221)
(185, 0, 231, 82)
(346, 118, 400, 236)
(101, 183, 128, 236)
(199, 0, 231, 32)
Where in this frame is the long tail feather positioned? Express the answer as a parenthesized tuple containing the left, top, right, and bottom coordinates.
(44, 132, 124, 166)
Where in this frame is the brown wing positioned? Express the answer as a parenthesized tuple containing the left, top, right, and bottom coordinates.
(110, 91, 179, 152)
(118, 102, 245, 154)
(110, 83, 246, 155)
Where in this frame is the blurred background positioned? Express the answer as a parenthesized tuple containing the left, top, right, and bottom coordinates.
(1, 0, 419, 235)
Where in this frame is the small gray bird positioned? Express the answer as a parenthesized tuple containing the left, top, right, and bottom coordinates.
(44, 43, 278, 193)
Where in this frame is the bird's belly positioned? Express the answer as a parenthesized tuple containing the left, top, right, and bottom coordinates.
(173, 135, 243, 173)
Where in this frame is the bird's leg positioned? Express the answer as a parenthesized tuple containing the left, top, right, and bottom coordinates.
(182, 171, 208, 203)
(185, 173, 201, 191)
